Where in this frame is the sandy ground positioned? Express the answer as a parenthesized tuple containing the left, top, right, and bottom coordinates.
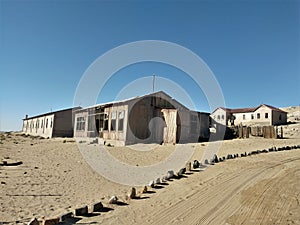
(0, 123, 299, 225)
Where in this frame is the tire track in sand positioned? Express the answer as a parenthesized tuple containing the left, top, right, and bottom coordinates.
(147, 156, 300, 225)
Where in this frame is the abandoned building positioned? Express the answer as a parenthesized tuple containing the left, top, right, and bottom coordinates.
(22, 107, 80, 138)
(73, 91, 210, 146)
(211, 104, 287, 127)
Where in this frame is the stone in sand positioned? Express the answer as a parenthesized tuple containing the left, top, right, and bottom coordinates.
(28, 218, 39, 225)
(42, 217, 60, 225)
(149, 180, 155, 187)
(59, 212, 73, 222)
(92, 202, 103, 212)
(108, 196, 118, 204)
(178, 167, 186, 176)
(141, 186, 147, 193)
(167, 170, 174, 179)
(155, 177, 161, 184)
(162, 175, 168, 182)
(193, 160, 200, 169)
(129, 187, 136, 199)
(185, 161, 191, 171)
(74, 205, 88, 216)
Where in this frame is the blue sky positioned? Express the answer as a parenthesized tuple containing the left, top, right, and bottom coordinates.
(0, 0, 299, 131)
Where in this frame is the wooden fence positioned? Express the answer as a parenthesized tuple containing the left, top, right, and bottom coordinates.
(237, 125, 282, 139)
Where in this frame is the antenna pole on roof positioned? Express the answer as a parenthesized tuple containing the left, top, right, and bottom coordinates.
(152, 74, 155, 93)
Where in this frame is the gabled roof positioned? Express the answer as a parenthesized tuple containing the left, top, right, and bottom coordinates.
(23, 107, 81, 120)
(229, 107, 257, 113)
(77, 91, 190, 111)
(212, 104, 286, 114)
(259, 104, 287, 113)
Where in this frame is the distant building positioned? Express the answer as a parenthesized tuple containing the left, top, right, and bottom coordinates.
(73, 91, 210, 146)
(22, 107, 80, 138)
(211, 104, 287, 127)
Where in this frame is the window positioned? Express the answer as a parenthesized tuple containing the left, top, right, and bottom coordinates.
(41, 120, 43, 128)
(111, 112, 116, 131)
(46, 119, 48, 128)
(257, 113, 260, 119)
(118, 111, 124, 131)
(265, 113, 268, 119)
(217, 115, 220, 120)
(50, 119, 53, 128)
(251, 114, 254, 120)
(279, 115, 282, 120)
(243, 114, 246, 120)
(221, 115, 224, 120)
(104, 113, 109, 130)
(76, 117, 86, 131)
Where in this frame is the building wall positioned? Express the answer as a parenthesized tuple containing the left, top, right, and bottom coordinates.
(250, 106, 272, 125)
(23, 114, 54, 138)
(74, 105, 128, 145)
(233, 112, 254, 126)
(210, 108, 228, 126)
(198, 112, 210, 140)
(102, 104, 128, 146)
(73, 111, 89, 138)
(52, 110, 75, 137)
(272, 110, 287, 125)
(73, 92, 210, 145)
(125, 98, 165, 145)
(232, 106, 287, 126)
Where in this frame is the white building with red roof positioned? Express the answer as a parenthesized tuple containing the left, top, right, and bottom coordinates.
(211, 104, 287, 126)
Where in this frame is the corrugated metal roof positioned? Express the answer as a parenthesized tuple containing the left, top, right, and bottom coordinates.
(76, 91, 190, 111)
(23, 107, 81, 120)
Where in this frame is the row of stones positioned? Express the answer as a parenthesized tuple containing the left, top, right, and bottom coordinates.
(211, 144, 300, 164)
(28, 144, 300, 225)
(28, 201, 104, 225)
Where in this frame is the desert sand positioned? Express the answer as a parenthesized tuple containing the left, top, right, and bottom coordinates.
(0, 121, 299, 225)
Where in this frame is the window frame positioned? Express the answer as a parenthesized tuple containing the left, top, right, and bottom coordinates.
(118, 110, 125, 131)
(110, 111, 117, 131)
(76, 116, 86, 131)
(265, 113, 268, 119)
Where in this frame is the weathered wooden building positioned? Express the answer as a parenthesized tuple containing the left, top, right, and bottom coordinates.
(22, 107, 80, 138)
(73, 91, 209, 146)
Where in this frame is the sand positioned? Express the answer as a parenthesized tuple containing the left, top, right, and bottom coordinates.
(0, 122, 299, 225)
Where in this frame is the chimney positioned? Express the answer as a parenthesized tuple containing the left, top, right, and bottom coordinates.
(25, 115, 28, 119)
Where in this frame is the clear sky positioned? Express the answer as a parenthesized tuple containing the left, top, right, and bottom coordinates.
(0, 0, 299, 131)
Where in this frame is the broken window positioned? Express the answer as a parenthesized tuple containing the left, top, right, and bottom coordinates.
(103, 113, 109, 131)
(111, 112, 117, 131)
(76, 117, 85, 131)
(265, 113, 268, 119)
(118, 111, 124, 131)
